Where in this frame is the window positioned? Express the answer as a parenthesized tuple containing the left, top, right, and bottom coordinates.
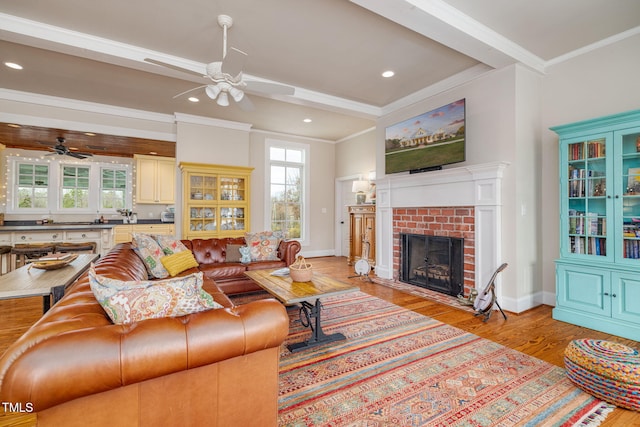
(101, 167, 127, 209)
(16, 163, 49, 209)
(61, 165, 90, 209)
(7, 156, 132, 214)
(267, 140, 309, 241)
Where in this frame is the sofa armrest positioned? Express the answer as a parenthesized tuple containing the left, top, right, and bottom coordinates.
(278, 240, 302, 266)
(0, 299, 288, 412)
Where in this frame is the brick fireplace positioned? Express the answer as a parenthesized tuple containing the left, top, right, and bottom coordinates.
(393, 207, 475, 296)
(375, 162, 508, 298)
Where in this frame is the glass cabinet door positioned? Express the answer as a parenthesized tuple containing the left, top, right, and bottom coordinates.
(565, 136, 611, 258)
(189, 174, 217, 201)
(189, 205, 217, 232)
(220, 207, 245, 231)
(617, 126, 640, 262)
(220, 177, 245, 201)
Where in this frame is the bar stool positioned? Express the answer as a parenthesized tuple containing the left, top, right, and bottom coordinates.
(11, 243, 56, 269)
(54, 242, 97, 254)
(0, 245, 12, 275)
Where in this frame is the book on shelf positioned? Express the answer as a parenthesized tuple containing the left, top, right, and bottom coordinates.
(627, 167, 640, 191)
(38, 253, 73, 261)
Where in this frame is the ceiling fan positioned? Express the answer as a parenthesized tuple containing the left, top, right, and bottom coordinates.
(145, 14, 295, 111)
(45, 137, 94, 159)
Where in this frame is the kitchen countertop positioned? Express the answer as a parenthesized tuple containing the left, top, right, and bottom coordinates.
(0, 220, 173, 232)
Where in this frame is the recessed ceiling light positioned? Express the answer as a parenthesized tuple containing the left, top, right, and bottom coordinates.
(7, 123, 21, 128)
(4, 62, 23, 70)
(303, 118, 312, 123)
(149, 151, 158, 155)
(84, 132, 96, 136)
(188, 97, 199, 102)
(382, 70, 395, 78)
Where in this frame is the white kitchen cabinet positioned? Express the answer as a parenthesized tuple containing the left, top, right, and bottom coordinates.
(135, 154, 176, 204)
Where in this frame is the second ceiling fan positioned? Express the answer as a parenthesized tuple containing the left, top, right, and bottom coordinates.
(145, 14, 294, 111)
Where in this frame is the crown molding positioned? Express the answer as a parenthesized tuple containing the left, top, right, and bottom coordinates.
(0, 88, 175, 124)
(546, 25, 640, 68)
(174, 113, 253, 132)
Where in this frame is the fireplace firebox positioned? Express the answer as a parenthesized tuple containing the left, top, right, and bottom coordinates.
(400, 233, 464, 296)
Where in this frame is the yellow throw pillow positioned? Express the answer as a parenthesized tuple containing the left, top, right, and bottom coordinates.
(161, 250, 199, 276)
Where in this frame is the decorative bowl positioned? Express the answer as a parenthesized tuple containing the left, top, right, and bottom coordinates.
(29, 254, 78, 270)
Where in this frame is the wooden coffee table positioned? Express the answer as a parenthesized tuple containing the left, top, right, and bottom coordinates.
(0, 253, 99, 313)
(245, 269, 358, 352)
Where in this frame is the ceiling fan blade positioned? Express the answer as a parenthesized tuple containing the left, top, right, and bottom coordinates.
(144, 58, 205, 78)
(73, 151, 94, 157)
(245, 81, 295, 96)
(221, 47, 247, 80)
(235, 95, 255, 112)
(173, 84, 208, 99)
(67, 152, 89, 159)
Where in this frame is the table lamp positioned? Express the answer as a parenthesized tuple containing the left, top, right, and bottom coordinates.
(352, 180, 369, 204)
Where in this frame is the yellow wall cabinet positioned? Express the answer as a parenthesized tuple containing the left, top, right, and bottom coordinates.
(135, 154, 176, 204)
(179, 162, 253, 240)
(112, 224, 175, 244)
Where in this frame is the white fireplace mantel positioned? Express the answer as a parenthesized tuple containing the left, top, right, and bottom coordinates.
(375, 161, 510, 298)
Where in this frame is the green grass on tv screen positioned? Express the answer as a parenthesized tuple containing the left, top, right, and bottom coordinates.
(385, 141, 465, 174)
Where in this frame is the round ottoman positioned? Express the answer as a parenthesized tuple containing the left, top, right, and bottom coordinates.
(564, 339, 640, 411)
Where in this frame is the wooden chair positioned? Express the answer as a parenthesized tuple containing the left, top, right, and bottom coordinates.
(54, 242, 97, 254)
(0, 245, 12, 275)
(11, 243, 56, 269)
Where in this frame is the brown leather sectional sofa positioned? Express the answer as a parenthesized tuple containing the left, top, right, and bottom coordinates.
(0, 237, 301, 426)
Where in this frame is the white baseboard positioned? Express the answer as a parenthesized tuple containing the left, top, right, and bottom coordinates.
(299, 249, 335, 258)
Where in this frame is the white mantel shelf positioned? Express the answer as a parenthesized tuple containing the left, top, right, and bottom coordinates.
(375, 161, 510, 301)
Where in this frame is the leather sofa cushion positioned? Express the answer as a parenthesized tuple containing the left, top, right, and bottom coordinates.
(199, 263, 248, 281)
(188, 238, 246, 265)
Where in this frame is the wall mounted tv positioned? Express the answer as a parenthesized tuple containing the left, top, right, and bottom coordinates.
(385, 98, 465, 174)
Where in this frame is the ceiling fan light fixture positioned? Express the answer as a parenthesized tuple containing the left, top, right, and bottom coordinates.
(217, 92, 230, 106)
(228, 86, 244, 102)
(205, 85, 221, 100)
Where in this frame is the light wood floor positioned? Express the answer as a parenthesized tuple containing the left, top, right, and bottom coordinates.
(0, 256, 638, 426)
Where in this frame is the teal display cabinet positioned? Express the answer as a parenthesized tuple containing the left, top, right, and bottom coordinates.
(552, 109, 640, 341)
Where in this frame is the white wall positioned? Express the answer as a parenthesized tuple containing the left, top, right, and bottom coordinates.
(376, 65, 535, 311)
(335, 129, 376, 179)
(540, 33, 640, 300)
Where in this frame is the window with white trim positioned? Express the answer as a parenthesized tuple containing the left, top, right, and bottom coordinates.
(266, 140, 309, 241)
(16, 162, 49, 209)
(61, 165, 90, 209)
(100, 167, 127, 210)
(7, 156, 132, 214)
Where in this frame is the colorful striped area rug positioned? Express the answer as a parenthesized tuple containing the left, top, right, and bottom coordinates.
(278, 291, 614, 426)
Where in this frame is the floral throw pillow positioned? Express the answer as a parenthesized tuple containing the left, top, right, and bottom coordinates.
(88, 265, 222, 325)
(245, 231, 284, 261)
(153, 235, 188, 255)
(132, 233, 169, 279)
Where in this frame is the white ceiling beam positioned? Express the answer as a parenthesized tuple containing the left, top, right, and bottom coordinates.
(0, 13, 380, 119)
(350, 0, 546, 74)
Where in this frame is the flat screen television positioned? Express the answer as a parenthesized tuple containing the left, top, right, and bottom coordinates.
(385, 98, 465, 174)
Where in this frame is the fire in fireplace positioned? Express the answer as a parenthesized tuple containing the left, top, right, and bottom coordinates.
(400, 233, 464, 296)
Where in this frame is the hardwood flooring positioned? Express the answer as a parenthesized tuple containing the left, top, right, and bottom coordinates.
(0, 256, 638, 426)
